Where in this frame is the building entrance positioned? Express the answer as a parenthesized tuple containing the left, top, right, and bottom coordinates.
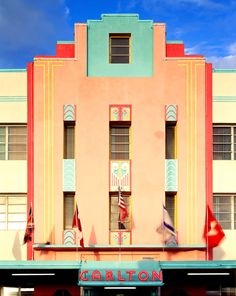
(84, 287, 157, 296)
(104, 290, 136, 296)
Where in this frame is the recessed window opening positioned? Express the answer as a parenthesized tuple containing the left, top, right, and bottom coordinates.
(110, 34, 131, 64)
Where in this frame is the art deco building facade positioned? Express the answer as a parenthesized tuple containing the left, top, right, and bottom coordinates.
(0, 14, 236, 296)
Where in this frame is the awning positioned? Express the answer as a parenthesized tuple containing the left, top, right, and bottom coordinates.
(78, 260, 163, 287)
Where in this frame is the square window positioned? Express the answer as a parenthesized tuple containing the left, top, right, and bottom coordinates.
(110, 34, 131, 64)
(213, 194, 236, 229)
(0, 125, 27, 160)
(0, 194, 27, 230)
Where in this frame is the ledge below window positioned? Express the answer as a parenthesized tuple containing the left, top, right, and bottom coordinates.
(33, 244, 206, 251)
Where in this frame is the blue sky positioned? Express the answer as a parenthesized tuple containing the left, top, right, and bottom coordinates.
(0, 0, 236, 69)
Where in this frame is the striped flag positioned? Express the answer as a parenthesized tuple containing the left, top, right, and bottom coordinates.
(157, 205, 178, 245)
(118, 186, 128, 224)
(72, 204, 84, 248)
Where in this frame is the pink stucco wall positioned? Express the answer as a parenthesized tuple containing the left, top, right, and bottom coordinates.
(31, 23, 209, 259)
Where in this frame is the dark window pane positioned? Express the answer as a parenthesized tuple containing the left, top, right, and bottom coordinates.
(110, 127, 130, 160)
(213, 126, 232, 160)
(111, 56, 129, 64)
(110, 36, 130, 64)
(165, 194, 175, 226)
(64, 125, 75, 159)
(64, 194, 74, 229)
(111, 47, 129, 55)
(166, 125, 175, 159)
(111, 38, 129, 46)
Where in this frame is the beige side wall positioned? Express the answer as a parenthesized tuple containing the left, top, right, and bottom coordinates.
(213, 72, 236, 96)
(213, 102, 236, 123)
(0, 71, 27, 260)
(213, 161, 236, 192)
(0, 231, 27, 260)
(0, 161, 27, 193)
(213, 230, 236, 260)
(0, 102, 27, 122)
(0, 72, 27, 96)
(213, 71, 236, 260)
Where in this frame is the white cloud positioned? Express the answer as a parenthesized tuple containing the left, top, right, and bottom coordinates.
(228, 42, 236, 55)
(207, 55, 236, 69)
(65, 6, 70, 17)
(184, 40, 236, 69)
(206, 42, 236, 69)
(185, 42, 207, 55)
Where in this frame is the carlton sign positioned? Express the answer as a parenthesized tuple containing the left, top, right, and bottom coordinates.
(78, 262, 163, 286)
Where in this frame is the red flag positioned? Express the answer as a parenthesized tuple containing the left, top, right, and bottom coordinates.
(23, 205, 34, 244)
(72, 204, 84, 247)
(203, 206, 225, 248)
(118, 187, 128, 223)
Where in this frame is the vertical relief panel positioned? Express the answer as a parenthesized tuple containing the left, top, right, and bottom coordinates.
(63, 159, 76, 191)
(110, 105, 131, 121)
(63, 229, 76, 245)
(110, 161, 131, 191)
(110, 104, 131, 191)
(165, 159, 178, 192)
(110, 231, 131, 245)
(165, 104, 178, 122)
(64, 104, 76, 121)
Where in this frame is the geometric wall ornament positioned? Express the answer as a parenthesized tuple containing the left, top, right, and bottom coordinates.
(64, 104, 76, 121)
(110, 105, 131, 121)
(110, 231, 131, 245)
(63, 229, 76, 245)
(165, 159, 178, 192)
(110, 160, 131, 192)
(63, 159, 76, 192)
(165, 104, 178, 122)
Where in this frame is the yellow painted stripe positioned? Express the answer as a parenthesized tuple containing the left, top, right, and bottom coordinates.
(194, 63, 204, 242)
(51, 63, 63, 243)
(35, 63, 47, 242)
(178, 63, 189, 243)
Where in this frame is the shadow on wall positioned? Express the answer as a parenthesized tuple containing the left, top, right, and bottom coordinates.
(12, 231, 22, 260)
(213, 246, 226, 260)
(88, 225, 97, 246)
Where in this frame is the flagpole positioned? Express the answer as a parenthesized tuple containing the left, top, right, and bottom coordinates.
(118, 184, 122, 262)
(75, 203, 79, 262)
(206, 205, 209, 260)
(162, 204, 165, 255)
(31, 201, 34, 261)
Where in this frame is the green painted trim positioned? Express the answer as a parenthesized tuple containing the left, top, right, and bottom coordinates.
(33, 243, 206, 249)
(63, 159, 76, 191)
(213, 96, 236, 102)
(213, 69, 236, 73)
(102, 13, 139, 18)
(0, 260, 81, 269)
(87, 14, 153, 77)
(1, 260, 236, 270)
(161, 260, 236, 269)
(166, 40, 184, 44)
(0, 96, 27, 102)
(0, 69, 26, 72)
(57, 41, 74, 44)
